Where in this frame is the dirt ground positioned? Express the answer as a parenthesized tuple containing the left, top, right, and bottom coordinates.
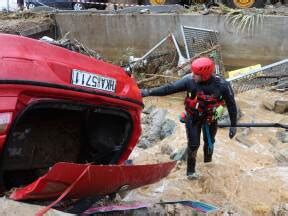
(126, 89, 288, 215)
(0, 12, 53, 35)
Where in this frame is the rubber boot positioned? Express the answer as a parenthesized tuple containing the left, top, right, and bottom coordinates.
(187, 149, 199, 179)
(204, 144, 213, 163)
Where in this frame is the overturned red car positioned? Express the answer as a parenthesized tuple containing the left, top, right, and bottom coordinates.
(0, 34, 175, 201)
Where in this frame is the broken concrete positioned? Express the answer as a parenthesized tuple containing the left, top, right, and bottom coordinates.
(138, 106, 176, 149)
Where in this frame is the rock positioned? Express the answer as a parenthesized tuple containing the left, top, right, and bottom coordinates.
(142, 105, 156, 115)
(218, 107, 242, 125)
(170, 147, 187, 161)
(160, 119, 176, 140)
(139, 107, 176, 149)
(276, 130, 288, 143)
(273, 148, 288, 165)
(274, 100, 288, 113)
(149, 109, 167, 137)
(262, 98, 275, 111)
(161, 144, 173, 155)
(235, 128, 254, 147)
(273, 203, 288, 216)
(235, 134, 255, 148)
(269, 137, 281, 147)
(137, 137, 151, 149)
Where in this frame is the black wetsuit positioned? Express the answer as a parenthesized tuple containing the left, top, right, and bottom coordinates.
(145, 74, 237, 174)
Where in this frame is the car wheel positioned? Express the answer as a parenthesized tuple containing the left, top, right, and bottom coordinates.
(27, 3, 36, 9)
(73, 3, 85, 10)
(223, 0, 265, 8)
(141, 0, 181, 5)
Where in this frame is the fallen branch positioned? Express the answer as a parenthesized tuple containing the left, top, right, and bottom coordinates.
(137, 76, 159, 85)
(176, 45, 221, 74)
(145, 73, 179, 79)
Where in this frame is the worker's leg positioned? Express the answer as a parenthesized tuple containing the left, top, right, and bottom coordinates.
(185, 115, 202, 176)
(203, 122, 217, 163)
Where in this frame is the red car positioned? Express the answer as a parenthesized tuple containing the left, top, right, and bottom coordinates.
(0, 34, 175, 201)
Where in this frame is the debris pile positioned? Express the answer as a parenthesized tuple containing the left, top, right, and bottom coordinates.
(0, 11, 53, 36)
(40, 34, 102, 60)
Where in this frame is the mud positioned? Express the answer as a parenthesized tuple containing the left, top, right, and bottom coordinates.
(126, 89, 288, 215)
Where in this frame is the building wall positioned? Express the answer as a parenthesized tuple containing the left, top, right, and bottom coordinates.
(55, 13, 288, 67)
(0, 0, 19, 11)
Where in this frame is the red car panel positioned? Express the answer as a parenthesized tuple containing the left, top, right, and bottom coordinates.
(10, 161, 176, 201)
(0, 34, 175, 201)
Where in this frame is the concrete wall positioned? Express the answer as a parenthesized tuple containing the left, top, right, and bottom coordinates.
(55, 13, 288, 67)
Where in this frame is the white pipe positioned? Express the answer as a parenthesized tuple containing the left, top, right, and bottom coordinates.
(7, 0, 10, 11)
(171, 33, 188, 67)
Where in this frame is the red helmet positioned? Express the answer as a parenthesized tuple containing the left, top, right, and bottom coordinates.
(191, 57, 215, 81)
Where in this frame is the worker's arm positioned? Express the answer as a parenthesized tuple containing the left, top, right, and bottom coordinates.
(222, 81, 238, 138)
(141, 74, 191, 97)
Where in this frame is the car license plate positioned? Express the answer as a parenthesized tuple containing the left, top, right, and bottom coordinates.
(71, 69, 116, 93)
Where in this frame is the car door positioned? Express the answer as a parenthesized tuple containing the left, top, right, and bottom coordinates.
(40, 0, 57, 7)
(55, 0, 73, 9)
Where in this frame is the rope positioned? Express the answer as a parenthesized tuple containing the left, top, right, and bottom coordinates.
(203, 122, 213, 153)
(35, 165, 90, 216)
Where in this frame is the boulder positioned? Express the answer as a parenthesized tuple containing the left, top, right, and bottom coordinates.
(170, 147, 187, 161)
(160, 144, 173, 155)
(138, 106, 176, 149)
(273, 203, 288, 216)
(218, 107, 242, 125)
(262, 98, 275, 111)
(235, 128, 254, 147)
(160, 119, 176, 140)
(276, 130, 288, 143)
(274, 100, 288, 114)
(273, 148, 288, 165)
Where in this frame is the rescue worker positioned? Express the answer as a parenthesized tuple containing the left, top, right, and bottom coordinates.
(141, 57, 237, 179)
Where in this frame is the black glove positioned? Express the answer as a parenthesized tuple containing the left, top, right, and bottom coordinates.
(141, 89, 150, 97)
(229, 127, 237, 139)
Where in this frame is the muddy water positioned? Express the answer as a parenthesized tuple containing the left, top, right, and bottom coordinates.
(125, 89, 288, 215)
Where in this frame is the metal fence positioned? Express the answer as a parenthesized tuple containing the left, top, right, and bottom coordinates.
(181, 25, 225, 76)
(128, 34, 179, 88)
(227, 59, 288, 94)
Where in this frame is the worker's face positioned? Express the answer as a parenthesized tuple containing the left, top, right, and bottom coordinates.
(193, 74, 202, 83)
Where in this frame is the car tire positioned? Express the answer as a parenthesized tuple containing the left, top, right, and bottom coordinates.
(141, 0, 182, 5)
(73, 3, 85, 10)
(27, 3, 36, 9)
(223, 0, 265, 8)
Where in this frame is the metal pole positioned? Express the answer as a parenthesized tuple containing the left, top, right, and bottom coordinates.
(218, 123, 288, 129)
